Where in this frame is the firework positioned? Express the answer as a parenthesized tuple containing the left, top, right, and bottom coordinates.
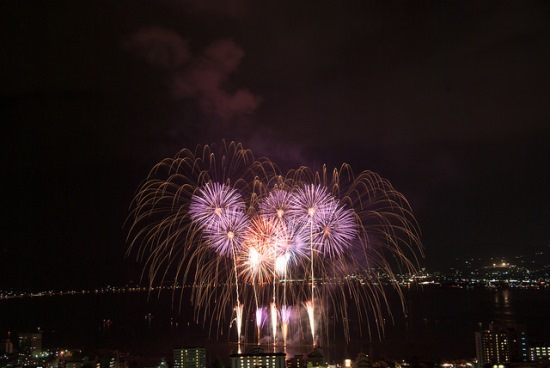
(286, 184, 335, 226)
(280, 305, 291, 346)
(259, 188, 293, 224)
(270, 302, 278, 345)
(255, 307, 264, 344)
(188, 182, 245, 232)
(274, 253, 289, 276)
(235, 303, 243, 344)
(311, 201, 357, 258)
(305, 300, 316, 346)
(201, 208, 250, 257)
(268, 220, 308, 271)
(239, 216, 279, 285)
(127, 141, 422, 348)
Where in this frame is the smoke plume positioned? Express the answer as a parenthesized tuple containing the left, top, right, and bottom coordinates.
(124, 28, 261, 122)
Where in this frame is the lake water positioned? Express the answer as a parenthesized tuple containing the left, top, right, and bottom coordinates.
(1, 287, 549, 363)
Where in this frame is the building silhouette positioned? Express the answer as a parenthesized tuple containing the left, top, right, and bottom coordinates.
(306, 347, 325, 367)
(287, 354, 307, 368)
(1, 332, 14, 354)
(352, 353, 372, 368)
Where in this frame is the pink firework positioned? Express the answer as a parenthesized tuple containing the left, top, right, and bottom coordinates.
(189, 182, 245, 230)
(237, 216, 280, 284)
(240, 252, 274, 285)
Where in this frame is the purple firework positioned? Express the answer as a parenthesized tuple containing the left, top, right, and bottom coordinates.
(255, 307, 265, 328)
(312, 201, 357, 258)
(203, 209, 250, 257)
(259, 189, 293, 224)
(280, 305, 292, 324)
(188, 182, 245, 230)
(287, 184, 335, 227)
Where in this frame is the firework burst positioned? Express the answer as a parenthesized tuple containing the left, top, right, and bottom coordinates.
(259, 188, 294, 224)
(311, 201, 357, 258)
(189, 182, 245, 232)
(201, 208, 249, 257)
(287, 184, 335, 227)
(127, 141, 422, 347)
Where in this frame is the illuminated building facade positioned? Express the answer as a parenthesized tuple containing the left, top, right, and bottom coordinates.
(174, 348, 206, 368)
(530, 345, 550, 362)
(17, 332, 42, 357)
(475, 323, 529, 366)
(230, 348, 286, 368)
(510, 324, 529, 363)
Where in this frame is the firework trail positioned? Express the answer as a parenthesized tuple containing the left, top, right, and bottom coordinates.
(235, 303, 243, 345)
(255, 307, 264, 345)
(281, 305, 291, 346)
(127, 141, 422, 347)
(304, 300, 316, 346)
(270, 302, 278, 345)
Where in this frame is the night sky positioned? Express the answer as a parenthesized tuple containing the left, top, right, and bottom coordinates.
(2, 1, 549, 291)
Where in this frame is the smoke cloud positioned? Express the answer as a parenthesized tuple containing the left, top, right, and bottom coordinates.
(124, 28, 261, 122)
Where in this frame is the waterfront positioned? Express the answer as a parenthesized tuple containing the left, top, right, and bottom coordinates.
(1, 287, 548, 363)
